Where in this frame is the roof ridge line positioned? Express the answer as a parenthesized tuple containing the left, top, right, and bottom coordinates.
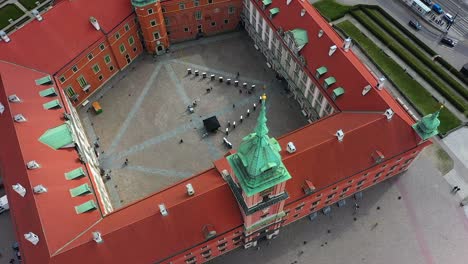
(51, 218, 103, 257)
(0, 59, 50, 74)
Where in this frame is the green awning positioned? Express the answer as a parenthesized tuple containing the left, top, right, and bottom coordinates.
(70, 183, 92, 197)
(39, 87, 57, 97)
(316, 66, 328, 76)
(290, 29, 308, 50)
(324, 76, 336, 87)
(65, 167, 86, 180)
(262, 0, 272, 6)
(43, 99, 62, 110)
(270, 7, 280, 17)
(75, 200, 97, 214)
(35, 75, 53, 85)
(39, 122, 74, 150)
(333, 87, 345, 97)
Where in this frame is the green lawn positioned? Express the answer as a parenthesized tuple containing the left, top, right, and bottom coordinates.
(0, 4, 25, 29)
(351, 10, 468, 115)
(313, 0, 351, 21)
(336, 20, 461, 134)
(19, 0, 48, 10)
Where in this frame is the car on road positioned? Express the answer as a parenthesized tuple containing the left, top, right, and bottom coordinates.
(421, 0, 433, 6)
(444, 13, 454, 23)
(432, 4, 443, 14)
(440, 37, 457, 47)
(409, 20, 422, 30)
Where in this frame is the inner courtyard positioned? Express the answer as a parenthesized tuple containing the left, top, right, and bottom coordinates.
(79, 32, 309, 208)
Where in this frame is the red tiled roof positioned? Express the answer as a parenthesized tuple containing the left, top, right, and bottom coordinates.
(48, 169, 243, 264)
(0, 61, 101, 261)
(0, 0, 133, 73)
(255, 0, 390, 112)
(277, 112, 422, 203)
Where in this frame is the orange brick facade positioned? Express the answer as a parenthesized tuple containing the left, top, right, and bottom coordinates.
(54, 15, 143, 106)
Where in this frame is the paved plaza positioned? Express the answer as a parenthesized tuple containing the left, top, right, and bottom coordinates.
(79, 32, 308, 208)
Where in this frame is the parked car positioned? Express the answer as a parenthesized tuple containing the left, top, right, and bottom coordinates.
(444, 13, 454, 23)
(422, 0, 433, 6)
(432, 4, 443, 14)
(409, 20, 422, 30)
(440, 37, 457, 47)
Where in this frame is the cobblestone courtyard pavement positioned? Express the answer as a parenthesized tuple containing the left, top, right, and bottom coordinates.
(79, 32, 308, 208)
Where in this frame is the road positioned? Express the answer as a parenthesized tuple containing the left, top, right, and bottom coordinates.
(438, 0, 468, 38)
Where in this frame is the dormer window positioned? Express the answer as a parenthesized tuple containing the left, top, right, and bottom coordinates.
(316, 66, 327, 79)
(262, 0, 271, 9)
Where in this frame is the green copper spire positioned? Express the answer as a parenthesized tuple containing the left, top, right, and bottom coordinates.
(412, 106, 442, 141)
(227, 94, 291, 197)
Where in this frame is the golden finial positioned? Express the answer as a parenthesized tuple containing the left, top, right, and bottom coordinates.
(262, 93, 267, 101)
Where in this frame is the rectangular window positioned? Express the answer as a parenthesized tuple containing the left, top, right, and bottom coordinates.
(104, 55, 111, 64)
(128, 36, 135, 45)
(179, 3, 185, 10)
(342, 186, 351, 193)
(72, 65, 78, 73)
(195, 10, 202, 20)
(228, 6, 235, 14)
(115, 32, 120, 39)
(59, 75, 66, 83)
(87, 53, 93, 60)
(390, 164, 399, 171)
(312, 200, 320, 206)
(405, 158, 413, 164)
(76, 76, 88, 88)
(65, 86, 76, 98)
(327, 193, 336, 200)
(184, 27, 189, 32)
(119, 44, 126, 54)
(261, 213, 269, 218)
(147, 8, 153, 14)
(164, 17, 170, 25)
(99, 43, 105, 51)
(153, 32, 160, 40)
(162, 7, 166, 12)
(92, 64, 100, 74)
(375, 171, 383, 178)
(109, 65, 114, 71)
(357, 179, 366, 186)
(194, 0, 199, 6)
(124, 23, 130, 32)
(98, 74, 103, 81)
(150, 20, 156, 26)
(211, 21, 216, 26)
(224, 19, 229, 24)
(208, 0, 213, 3)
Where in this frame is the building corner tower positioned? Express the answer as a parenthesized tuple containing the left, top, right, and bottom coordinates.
(223, 94, 291, 248)
(131, 0, 169, 55)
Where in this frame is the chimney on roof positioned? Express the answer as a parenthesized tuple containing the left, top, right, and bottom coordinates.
(89, 17, 100, 31)
(384, 108, 394, 120)
(32, 10, 43, 21)
(318, 29, 324, 38)
(24, 232, 39, 245)
(343, 37, 352, 52)
(286, 0, 292, 5)
(0, 30, 10, 43)
(329, 45, 337, 56)
(159, 204, 168, 216)
(301, 9, 306, 17)
(33, 185, 47, 194)
(13, 183, 26, 197)
(0, 103, 4, 114)
(362, 85, 371, 96)
(14, 114, 27, 123)
(335, 129, 344, 142)
(186, 183, 195, 196)
(372, 150, 385, 164)
(26, 160, 40, 170)
(8, 94, 21, 103)
(286, 142, 296, 153)
(92, 232, 104, 244)
(377, 77, 386, 90)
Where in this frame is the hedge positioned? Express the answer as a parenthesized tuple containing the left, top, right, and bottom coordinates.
(313, 0, 351, 22)
(351, 10, 468, 115)
(335, 20, 461, 134)
(362, 8, 468, 100)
